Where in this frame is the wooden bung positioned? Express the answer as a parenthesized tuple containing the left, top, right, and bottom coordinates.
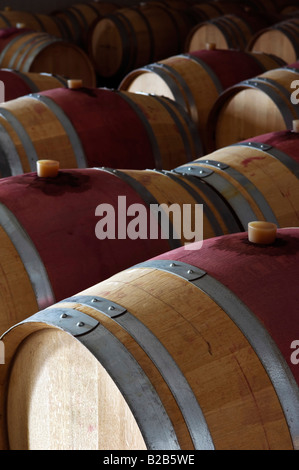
(206, 42, 216, 50)
(248, 221, 277, 245)
(293, 120, 299, 132)
(16, 22, 26, 29)
(67, 79, 83, 89)
(36, 160, 59, 178)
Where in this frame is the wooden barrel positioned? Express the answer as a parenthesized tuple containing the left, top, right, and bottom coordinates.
(0, 28, 96, 87)
(207, 67, 299, 150)
(234, 0, 279, 16)
(0, 86, 202, 177)
(188, 0, 277, 23)
(119, 49, 285, 152)
(188, 2, 226, 22)
(189, 1, 246, 22)
(276, 0, 299, 9)
(247, 18, 299, 64)
(0, 8, 68, 38)
(1, 227, 298, 449)
(174, 129, 299, 231)
(52, 1, 119, 47)
(248, 0, 278, 13)
(0, 69, 68, 102)
(277, 1, 299, 17)
(0, 164, 242, 336)
(181, 0, 250, 27)
(185, 14, 267, 53)
(88, 2, 195, 84)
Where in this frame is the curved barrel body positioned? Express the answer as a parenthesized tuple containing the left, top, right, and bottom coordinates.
(0, 87, 202, 177)
(175, 129, 299, 230)
(0, 69, 67, 101)
(0, 28, 96, 87)
(0, 228, 298, 450)
(119, 49, 284, 152)
(0, 164, 236, 336)
(207, 67, 299, 149)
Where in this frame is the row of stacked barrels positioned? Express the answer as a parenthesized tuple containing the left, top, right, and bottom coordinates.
(1, 41, 299, 169)
(0, 0, 298, 451)
(1, 0, 299, 87)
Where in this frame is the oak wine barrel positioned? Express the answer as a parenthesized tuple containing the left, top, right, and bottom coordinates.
(247, 18, 299, 64)
(1, 227, 298, 449)
(185, 13, 267, 53)
(211, 0, 279, 15)
(188, 0, 279, 23)
(88, 2, 195, 85)
(51, 1, 119, 47)
(206, 67, 299, 149)
(0, 8, 67, 38)
(245, 0, 278, 14)
(189, 1, 246, 23)
(0, 69, 68, 102)
(0, 28, 96, 87)
(189, 2, 227, 22)
(119, 48, 285, 152)
(278, 3, 299, 18)
(174, 129, 299, 231)
(0, 86, 202, 177)
(0, 162, 239, 336)
(0, 127, 299, 335)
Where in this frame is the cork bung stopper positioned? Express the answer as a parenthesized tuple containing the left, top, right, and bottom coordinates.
(292, 120, 299, 133)
(206, 43, 216, 50)
(248, 221, 277, 245)
(67, 79, 83, 89)
(37, 160, 60, 178)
